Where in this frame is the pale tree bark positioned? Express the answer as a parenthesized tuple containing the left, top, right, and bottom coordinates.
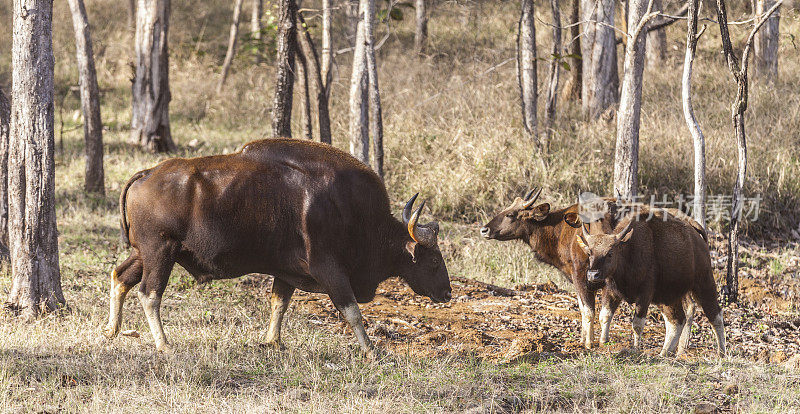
(715, 0, 783, 304)
(296, 46, 313, 140)
(754, 0, 780, 82)
(272, 0, 297, 138)
(364, 0, 384, 179)
(321, 0, 332, 94)
(218, 0, 246, 93)
(645, 0, 667, 69)
(349, 0, 369, 163)
(542, 0, 561, 150)
(562, 0, 582, 102)
(297, 14, 332, 144)
(67, 0, 105, 195)
(683, 0, 706, 229)
(346, 0, 359, 40)
(517, 0, 539, 148)
(414, 0, 428, 55)
(8, 0, 65, 318)
(0, 89, 10, 251)
(251, 0, 263, 63)
(131, 0, 176, 152)
(581, 0, 620, 120)
(613, 0, 657, 199)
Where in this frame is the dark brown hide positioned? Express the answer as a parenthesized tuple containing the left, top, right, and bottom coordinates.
(105, 138, 451, 354)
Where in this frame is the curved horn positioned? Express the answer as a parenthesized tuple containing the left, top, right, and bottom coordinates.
(522, 187, 542, 209)
(402, 193, 419, 225)
(579, 222, 591, 250)
(407, 200, 426, 243)
(615, 218, 635, 242)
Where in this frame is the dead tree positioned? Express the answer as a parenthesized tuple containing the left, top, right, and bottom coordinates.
(297, 14, 332, 144)
(68, 0, 105, 195)
(321, 0, 332, 94)
(415, 0, 428, 55)
(365, 0, 384, 178)
(614, 0, 657, 199)
(682, 0, 706, 229)
(542, 0, 561, 149)
(645, 0, 667, 68)
(349, 0, 369, 163)
(218, 0, 246, 93)
(754, 0, 781, 82)
(517, 0, 539, 148)
(8, 0, 66, 318)
(296, 45, 313, 140)
(715, 0, 783, 303)
(272, 0, 298, 138)
(251, 0, 263, 63)
(131, 0, 176, 152)
(581, 0, 620, 120)
(562, 0, 582, 102)
(0, 89, 9, 251)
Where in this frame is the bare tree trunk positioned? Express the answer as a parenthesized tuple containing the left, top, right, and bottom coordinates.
(683, 0, 706, 229)
(321, 0, 332, 94)
(365, 0, 383, 179)
(296, 47, 313, 140)
(251, 0, 263, 63)
(349, 0, 369, 164)
(297, 14, 332, 144)
(715, 0, 782, 304)
(562, 0, 582, 101)
(0, 89, 10, 250)
(131, 0, 175, 152)
(645, 0, 667, 69)
(414, 0, 428, 55)
(581, 0, 620, 120)
(542, 0, 561, 150)
(272, 0, 298, 138)
(754, 0, 780, 82)
(517, 0, 539, 148)
(218, 0, 246, 93)
(68, 0, 105, 195)
(614, 0, 656, 199)
(8, 0, 65, 318)
(346, 0, 359, 40)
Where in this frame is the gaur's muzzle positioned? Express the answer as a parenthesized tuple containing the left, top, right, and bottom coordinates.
(587, 269, 603, 283)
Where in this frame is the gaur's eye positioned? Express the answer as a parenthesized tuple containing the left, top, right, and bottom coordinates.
(506, 213, 515, 219)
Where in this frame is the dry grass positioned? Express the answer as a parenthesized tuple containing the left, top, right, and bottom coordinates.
(1, 0, 800, 412)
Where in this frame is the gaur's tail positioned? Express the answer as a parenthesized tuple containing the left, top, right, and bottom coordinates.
(119, 169, 150, 247)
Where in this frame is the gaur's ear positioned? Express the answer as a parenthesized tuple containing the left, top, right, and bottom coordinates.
(405, 241, 418, 263)
(564, 212, 581, 228)
(520, 203, 550, 221)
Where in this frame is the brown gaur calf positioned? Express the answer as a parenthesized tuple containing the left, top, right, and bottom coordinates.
(576, 210, 726, 356)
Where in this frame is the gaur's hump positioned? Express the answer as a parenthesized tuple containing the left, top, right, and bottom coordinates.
(240, 138, 372, 171)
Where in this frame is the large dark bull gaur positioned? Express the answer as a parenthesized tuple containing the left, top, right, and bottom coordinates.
(103, 138, 452, 355)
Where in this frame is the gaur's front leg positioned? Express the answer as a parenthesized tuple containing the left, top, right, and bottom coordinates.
(265, 278, 296, 350)
(632, 302, 648, 350)
(599, 292, 621, 345)
(573, 264, 595, 349)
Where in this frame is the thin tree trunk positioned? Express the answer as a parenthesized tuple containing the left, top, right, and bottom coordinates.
(645, 0, 667, 69)
(131, 0, 175, 152)
(614, 0, 656, 199)
(682, 0, 706, 229)
(715, 0, 782, 304)
(272, 0, 298, 138)
(218, 0, 246, 93)
(581, 0, 620, 120)
(8, 0, 65, 318)
(67, 0, 105, 195)
(562, 0, 582, 102)
(542, 0, 561, 150)
(346, 0, 359, 40)
(754, 0, 780, 82)
(517, 0, 539, 148)
(414, 0, 428, 55)
(364, 0, 383, 179)
(349, 0, 369, 164)
(321, 0, 332, 94)
(297, 14, 332, 144)
(0, 89, 10, 250)
(296, 46, 313, 140)
(251, 0, 263, 63)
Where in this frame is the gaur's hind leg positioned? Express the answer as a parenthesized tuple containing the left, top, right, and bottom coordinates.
(632, 302, 648, 350)
(599, 292, 621, 345)
(659, 301, 686, 357)
(696, 287, 726, 356)
(265, 277, 295, 350)
(137, 244, 177, 352)
(103, 252, 143, 339)
(677, 295, 696, 356)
